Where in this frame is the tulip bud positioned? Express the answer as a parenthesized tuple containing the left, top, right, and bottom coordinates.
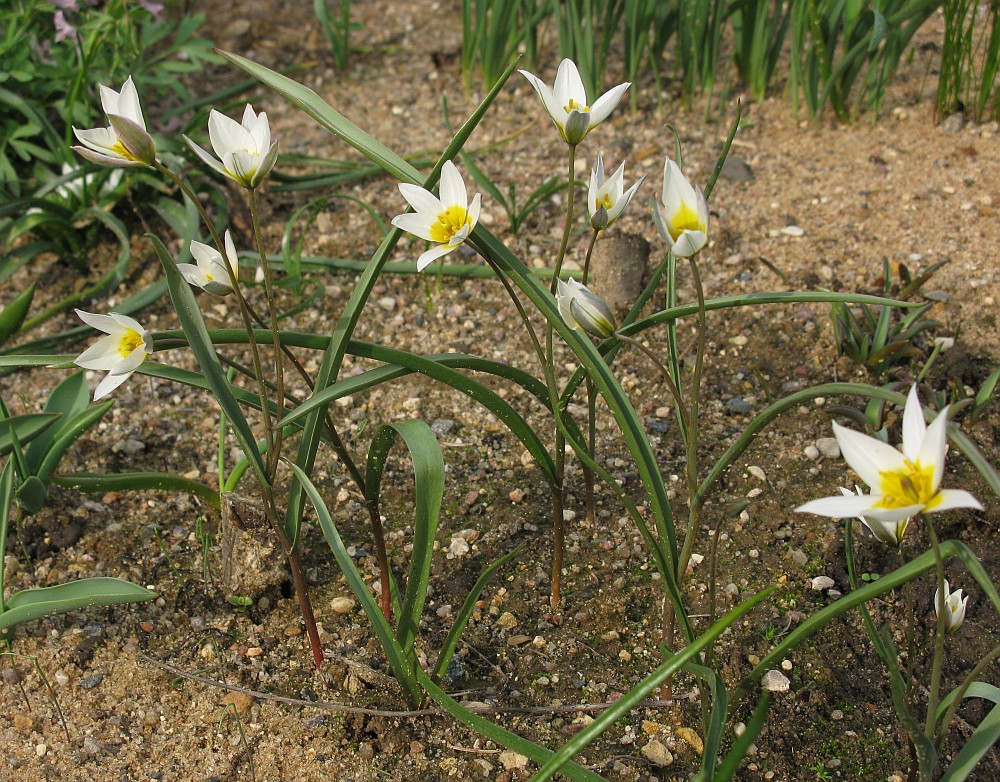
(557, 278, 616, 339)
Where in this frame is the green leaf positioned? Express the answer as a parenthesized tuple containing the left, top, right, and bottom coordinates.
(51, 471, 221, 511)
(530, 588, 775, 781)
(0, 284, 34, 346)
(148, 233, 268, 487)
(25, 372, 100, 473)
(0, 577, 155, 633)
(0, 413, 61, 457)
(14, 475, 49, 515)
(432, 546, 521, 684)
(33, 400, 115, 483)
(286, 461, 422, 706)
(364, 420, 444, 657)
(939, 696, 1000, 781)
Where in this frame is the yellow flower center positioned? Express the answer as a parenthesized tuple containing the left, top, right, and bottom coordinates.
(596, 193, 613, 211)
(563, 98, 589, 114)
(876, 460, 940, 510)
(117, 329, 144, 358)
(429, 205, 472, 245)
(668, 203, 705, 241)
(110, 139, 138, 161)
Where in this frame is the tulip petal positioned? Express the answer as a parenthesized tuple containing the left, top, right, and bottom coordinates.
(110, 344, 148, 376)
(416, 243, 456, 271)
(110, 313, 146, 334)
(184, 136, 228, 179)
(856, 503, 925, 522)
(115, 76, 145, 128)
(75, 336, 125, 370)
(467, 192, 482, 227)
(589, 82, 630, 126)
(75, 309, 120, 333)
(919, 406, 950, 494)
(833, 421, 906, 488)
(928, 489, 984, 514)
(391, 212, 436, 242)
(94, 370, 132, 401)
(439, 160, 467, 210)
(209, 110, 252, 158)
(554, 59, 587, 107)
(901, 384, 926, 462)
(397, 183, 442, 215)
(795, 493, 882, 518)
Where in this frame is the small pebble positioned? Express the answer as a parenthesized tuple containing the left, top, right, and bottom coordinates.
(377, 296, 396, 311)
(727, 398, 752, 414)
(641, 739, 674, 767)
(499, 751, 529, 771)
(831, 709, 844, 720)
(331, 597, 356, 614)
(815, 437, 841, 459)
(811, 576, 836, 591)
(79, 673, 105, 690)
(803, 445, 821, 460)
(762, 670, 790, 692)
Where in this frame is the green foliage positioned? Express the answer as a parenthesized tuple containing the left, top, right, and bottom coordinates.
(831, 259, 945, 383)
(938, 0, 1000, 123)
(458, 0, 952, 117)
(312, 0, 353, 71)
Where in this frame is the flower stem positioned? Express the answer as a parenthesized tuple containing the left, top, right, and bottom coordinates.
(582, 229, 600, 525)
(247, 187, 287, 483)
(924, 519, 948, 753)
(545, 143, 577, 609)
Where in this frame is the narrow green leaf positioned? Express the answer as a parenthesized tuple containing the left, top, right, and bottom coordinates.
(432, 546, 521, 684)
(0, 578, 155, 633)
(0, 413, 61, 457)
(33, 401, 115, 482)
(51, 471, 221, 511)
(939, 701, 1000, 781)
(531, 588, 775, 781)
(708, 692, 772, 782)
(0, 284, 34, 346)
(364, 420, 444, 657)
(417, 669, 604, 782)
(148, 233, 268, 487)
(286, 461, 421, 706)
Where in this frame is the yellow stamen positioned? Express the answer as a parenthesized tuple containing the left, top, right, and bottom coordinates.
(563, 98, 589, 114)
(117, 329, 143, 359)
(109, 139, 138, 161)
(429, 205, 472, 245)
(876, 460, 940, 510)
(596, 193, 612, 212)
(668, 203, 704, 242)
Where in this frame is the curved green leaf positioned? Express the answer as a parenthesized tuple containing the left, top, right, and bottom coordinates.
(0, 577, 155, 633)
(939, 697, 1000, 782)
(33, 401, 115, 482)
(365, 420, 444, 656)
(0, 413, 61, 457)
(0, 284, 34, 346)
(51, 471, 221, 511)
(286, 461, 421, 705)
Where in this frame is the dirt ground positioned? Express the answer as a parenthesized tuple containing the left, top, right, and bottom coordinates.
(1, 1, 999, 780)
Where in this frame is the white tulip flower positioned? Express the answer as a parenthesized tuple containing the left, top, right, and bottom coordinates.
(557, 278, 616, 339)
(588, 150, 644, 230)
(186, 105, 278, 188)
(391, 161, 482, 271)
(935, 579, 968, 633)
(177, 231, 239, 296)
(519, 59, 629, 146)
(839, 486, 910, 547)
(652, 157, 709, 258)
(797, 385, 983, 522)
(72, 76, 155, 168)
(73, 310, 153, 400)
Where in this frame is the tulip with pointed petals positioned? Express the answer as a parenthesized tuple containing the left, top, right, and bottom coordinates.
(935, 579, 968, 633)
(177, 231, 239, 296)
(797, 385, 983, 522)
(519, 59, 629, 146)
(72, 76, 155, 168)
(391, 161, 482, 271)
(186, 106, 278, 189)
(73, 310, 153, 400)
(652, 158, 709, 258)
(588, 151, 644, 230)
(557, 278, 616, 339)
